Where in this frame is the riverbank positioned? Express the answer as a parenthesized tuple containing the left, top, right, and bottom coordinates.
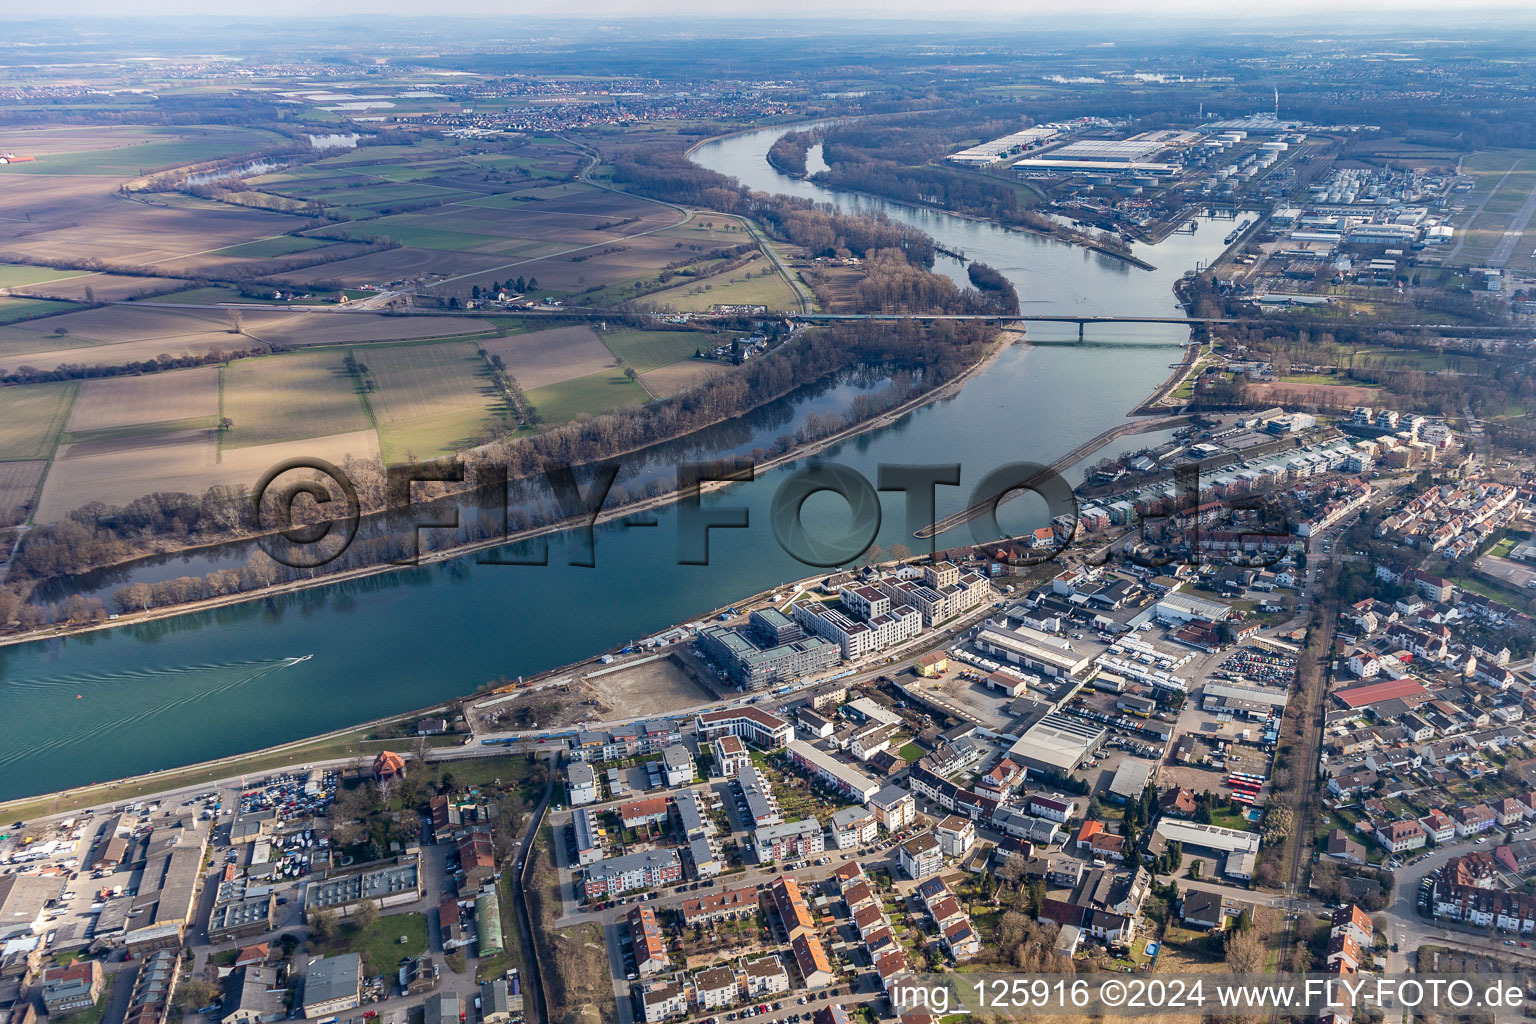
(726, 119, 1157, 273)
(0, 326, 1021, 651)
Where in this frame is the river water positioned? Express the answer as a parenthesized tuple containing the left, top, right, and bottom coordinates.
(0, 126, 1241, 801)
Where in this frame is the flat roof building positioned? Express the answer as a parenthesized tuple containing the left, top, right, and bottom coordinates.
(976, 626, 1093, 679)
(785, 740, 881, 802)
(302, 857, 421, 918)
(302, 955, 361, 1019)
(1007, 713, 1106, 776)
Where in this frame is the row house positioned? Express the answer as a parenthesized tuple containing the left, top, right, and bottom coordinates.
(680, 886, 758, 928)
(1454, 803, 1497, 837)
(629, 906, 669, 977)
(769, 877, 815, 940)
(915, 877, 980, 961)
(1332, 904, 1374, 950)
(620, 798, 671, 830)
(1433, 870, 1536, 935)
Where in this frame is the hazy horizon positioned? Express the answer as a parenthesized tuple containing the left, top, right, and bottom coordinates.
(4, 1, 1536, 22)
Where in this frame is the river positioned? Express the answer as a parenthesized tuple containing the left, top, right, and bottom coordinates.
(0, 125, 1243, 801)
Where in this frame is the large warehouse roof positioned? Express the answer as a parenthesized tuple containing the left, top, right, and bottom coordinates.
(1202, 681, 1290, 708)
(1008, 713, 1106, 774)
(1108, 758, 1155, 800)
(977, 627, 1094, 677)
(1332, 678, 1429, 709)
(1155, 819, 1260, 855)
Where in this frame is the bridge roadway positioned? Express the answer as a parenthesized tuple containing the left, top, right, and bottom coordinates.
(111, 296, 1526, 339)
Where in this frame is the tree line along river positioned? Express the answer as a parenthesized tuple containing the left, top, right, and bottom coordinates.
(0, 125, 1244, 801)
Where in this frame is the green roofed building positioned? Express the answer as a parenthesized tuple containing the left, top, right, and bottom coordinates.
(475, 888, 503, 955)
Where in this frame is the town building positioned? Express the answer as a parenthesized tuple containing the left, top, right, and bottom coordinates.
(301, 955, 362, 1020)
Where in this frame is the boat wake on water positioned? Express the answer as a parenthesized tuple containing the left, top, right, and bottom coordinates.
(0, 657, 314, 768)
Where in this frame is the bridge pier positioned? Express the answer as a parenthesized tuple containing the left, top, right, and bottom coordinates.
(1078, 321, 1085, 341)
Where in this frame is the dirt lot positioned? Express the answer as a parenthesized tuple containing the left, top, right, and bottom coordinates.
(1158, 762, 1236, 798)
(480, 324, 618, 390)
(581, 652, 716, 718)
(1243, 381, 1383, 410)
(66, 366, 221, 433)
(1473, 553, 1536, 590)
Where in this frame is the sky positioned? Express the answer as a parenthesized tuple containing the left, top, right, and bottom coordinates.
(8, 0, 1536, 21)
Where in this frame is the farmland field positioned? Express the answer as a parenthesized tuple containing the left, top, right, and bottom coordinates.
(522, 369, 650, 425)
(0, 460, 46, 525)
(361, 342, 506, 463)
(0, 382, 75, 460)
(210, 236, 332, 259)
(636, 259, 799, 312)
(0, 297, 79, 325)
(480, 324, 618, 390)
(0, 264, 90, 289)
(0, 126, 282, 176)
(221, 350, 371, 448)
(239, 311, 492, 349)
(66, 367, 222, 434)
(600, 328, 712, 373)
(4, 272, 188, 303)
(638, 360, 729, 398)
(34, 429, 381, 522)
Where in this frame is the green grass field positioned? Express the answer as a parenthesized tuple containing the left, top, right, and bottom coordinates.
(0, 297, 80, 324)
(362, 342, 505, 462)
(152, 285, 295, 305)
(315, 911, 428, 974)
(599, 329, 708, 373)
(1455, 150, 1536, 265)
(331, 215, 504, 252)
(221, 350, 372, 447)
(0, 128, 280, 176)
(211, 236, 332, 259)
(0, 381, 75, 460)
(637, 260, 799, 312)
(300, 183, 471, 208)
(0, 264, 90, 289)
(523, 369, 649, 425)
